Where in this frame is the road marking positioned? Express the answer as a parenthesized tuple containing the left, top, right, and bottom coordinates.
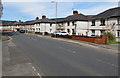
(72, 51, 76, 53)
(32, 67, 36, 71)
(37, 73, 42, 76)
(28, 63, 31, 64)
(32, 38, 37, 40)
(7, 36, 13, 42)
(31, 65, 42, 77)
(96, 59, 119, 68)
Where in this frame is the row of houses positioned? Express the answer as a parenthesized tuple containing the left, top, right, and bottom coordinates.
(1, 7, 120, 42)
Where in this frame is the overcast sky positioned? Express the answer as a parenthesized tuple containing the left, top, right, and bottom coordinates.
(1, 1, 119, 21)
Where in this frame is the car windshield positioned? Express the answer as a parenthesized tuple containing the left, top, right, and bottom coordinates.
(61, 32, 66, 33)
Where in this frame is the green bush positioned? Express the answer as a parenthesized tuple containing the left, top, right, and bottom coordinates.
(104, 32, 116, 44)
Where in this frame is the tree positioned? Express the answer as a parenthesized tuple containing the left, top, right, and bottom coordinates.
(104, 32, 116, 44)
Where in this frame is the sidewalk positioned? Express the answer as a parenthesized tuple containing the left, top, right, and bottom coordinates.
(35, 34, 119, 54)
(2, 36, 39, 76)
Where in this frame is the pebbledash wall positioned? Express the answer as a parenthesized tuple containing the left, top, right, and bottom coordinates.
(33, 23, 56, 34)
(88, 18, 120, 42)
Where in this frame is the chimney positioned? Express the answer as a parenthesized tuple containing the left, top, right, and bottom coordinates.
(73, 10, 78, 15)
(42, 15, 46, 19)
(19, 20, 22, 22)
(36, 17, 39, 20)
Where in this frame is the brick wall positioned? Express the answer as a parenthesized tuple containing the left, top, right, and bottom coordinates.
(72, 35, 106, 44)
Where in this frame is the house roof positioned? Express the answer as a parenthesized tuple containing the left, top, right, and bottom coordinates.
(63, 13, 89, 22)
(92, 7, 120, 19)
(51, 18, 66, 23)
(23, 20, 36, 25)
(34, 18, 55, 24)
(1, 20, 16, 26)
(51, 14, 94, 22)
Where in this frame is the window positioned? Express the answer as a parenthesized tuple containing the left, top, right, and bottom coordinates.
(100, 30, 105, 35)
(100, 19, 105, 26)
(50, 29, 52, 32)
(50, 23, 52, 27)
(67, 22, 70, 26)
(72, 21, 75, 26)
(72, 29, 75, 33)
(67, 29, 70, 33)
(117, 18, 120, 25)
(91, 30, 95, 36)
(91, 20, 95, 26)
(117, 30, 120, 37)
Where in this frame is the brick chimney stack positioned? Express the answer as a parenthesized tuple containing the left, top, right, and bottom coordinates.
(73, 10, 78, 15)
(36, 17, 39, 20)
(42, 15, 46, 19)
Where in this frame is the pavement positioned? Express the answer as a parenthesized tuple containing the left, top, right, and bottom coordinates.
(34, 34, 119, 54)
(2, 36, 40, 77)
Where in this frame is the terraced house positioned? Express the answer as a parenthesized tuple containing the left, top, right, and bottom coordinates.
(24, 15, 56, 35)
(54, 10, 93, 36)
(1, 7, 120, 42)
(88, 7, 120, 42)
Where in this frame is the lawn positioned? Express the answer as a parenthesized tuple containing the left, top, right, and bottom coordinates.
(106, 41, 120, 44)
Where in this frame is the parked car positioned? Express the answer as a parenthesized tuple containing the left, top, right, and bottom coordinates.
(19, 30, 25, 33)
(51, 32, 61, 37)
(58, 32, 69, 35)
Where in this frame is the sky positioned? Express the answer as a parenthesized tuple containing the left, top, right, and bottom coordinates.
(1, 1, 119, 21)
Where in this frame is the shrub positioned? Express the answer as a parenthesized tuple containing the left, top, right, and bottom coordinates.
(104, 32, 116, 44)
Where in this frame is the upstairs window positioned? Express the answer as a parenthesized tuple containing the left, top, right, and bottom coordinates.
(72, 21, 75, 26)
(50, 23, 52, 27)
(67, 22, 70, 26)
(91, 20, 95, 26)
(100, 19, 105, 26)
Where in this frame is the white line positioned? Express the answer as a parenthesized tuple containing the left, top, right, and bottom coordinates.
(96, 59, 119, 68)
(28, 63, 31, 64)
(73, 51, 76, 53)
(32, 38, 37, 40)
(32, 67, 36, 71)
(37, 73, 42, 76)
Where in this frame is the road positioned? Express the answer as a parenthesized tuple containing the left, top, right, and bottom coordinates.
(9, 32, 118, 76)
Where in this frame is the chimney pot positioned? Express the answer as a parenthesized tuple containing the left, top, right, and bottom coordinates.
(36, 17, 39, 20)
(42, 15, 46, 19)
(73, 10, 78, 15)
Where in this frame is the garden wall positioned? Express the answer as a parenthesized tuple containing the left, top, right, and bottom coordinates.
(72, 35, 106, 44)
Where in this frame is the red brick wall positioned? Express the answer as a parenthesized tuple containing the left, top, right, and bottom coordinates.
(72, 35, 106, 44)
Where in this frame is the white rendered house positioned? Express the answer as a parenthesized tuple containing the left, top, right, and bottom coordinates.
(88, 7, 120, 42)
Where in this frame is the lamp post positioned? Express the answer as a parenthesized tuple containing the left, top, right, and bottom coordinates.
(51, 1, 57, 32)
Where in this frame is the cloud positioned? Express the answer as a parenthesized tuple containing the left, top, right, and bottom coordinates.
(5, 2, 74, 18)
(2, 0, 120, 2)
(77, 2, 118, 15)
(2, 2, 118, 21)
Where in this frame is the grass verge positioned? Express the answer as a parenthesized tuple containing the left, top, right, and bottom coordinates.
(106, 41, 120, 44)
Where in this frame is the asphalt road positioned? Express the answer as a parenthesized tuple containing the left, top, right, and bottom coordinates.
(10, 32, 118, 76)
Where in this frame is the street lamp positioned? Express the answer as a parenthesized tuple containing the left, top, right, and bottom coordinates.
(51, 1, 57, 32)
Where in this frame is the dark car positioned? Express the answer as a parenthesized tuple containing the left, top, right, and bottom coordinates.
(19, 30, 25, 33)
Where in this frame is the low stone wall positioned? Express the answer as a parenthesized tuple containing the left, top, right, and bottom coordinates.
(72, 35, 106, 44)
